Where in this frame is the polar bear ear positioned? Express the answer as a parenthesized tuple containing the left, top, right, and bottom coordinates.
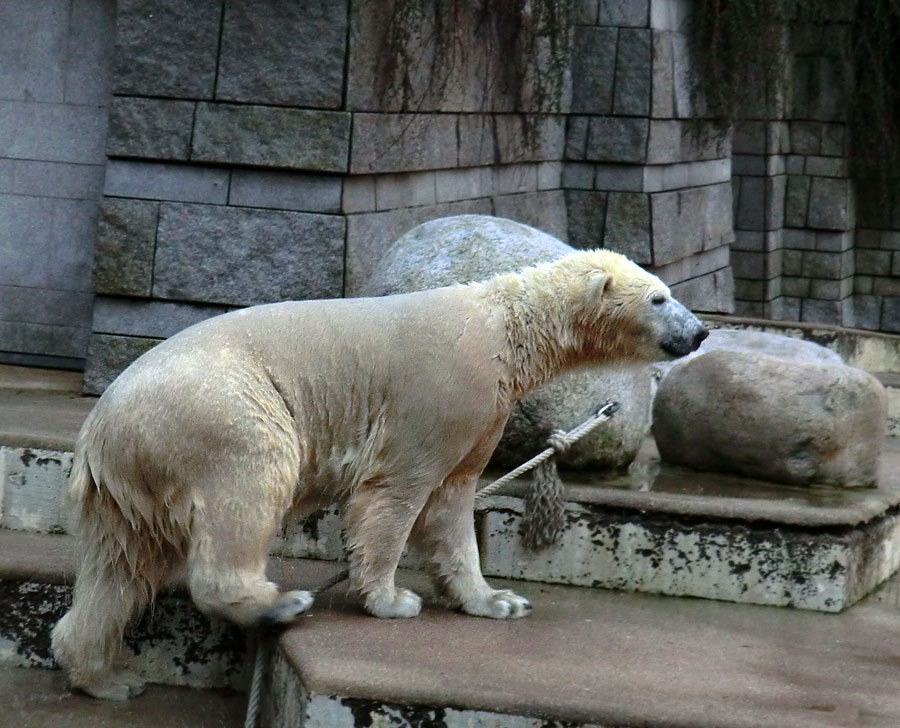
(586, 273, 613, 302)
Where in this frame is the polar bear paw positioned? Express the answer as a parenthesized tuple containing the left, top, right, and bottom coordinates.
(367, 588, 422, 619)
(78, 669, 146, 701)
(462, 589, 532, 619)
(260, 590, 315, 626)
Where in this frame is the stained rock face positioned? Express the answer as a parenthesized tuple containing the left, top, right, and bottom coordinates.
(652, 348, 887, 487)
(364, 214, 653, 470)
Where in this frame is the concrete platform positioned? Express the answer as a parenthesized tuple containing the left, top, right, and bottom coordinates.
(2, 363, 900, 611)
(3, 529, 900, 728)
(267, 570, 900, 728)
(0, 664, 244, 728)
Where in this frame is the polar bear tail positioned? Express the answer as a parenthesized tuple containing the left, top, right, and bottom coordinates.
(51, 439, 172, 699)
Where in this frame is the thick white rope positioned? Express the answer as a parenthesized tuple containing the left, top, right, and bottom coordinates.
(474, 400, 619, 503)
(243, 400, 619, 727)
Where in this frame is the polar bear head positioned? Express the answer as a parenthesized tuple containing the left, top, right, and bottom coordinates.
(549, 249, 709, 364)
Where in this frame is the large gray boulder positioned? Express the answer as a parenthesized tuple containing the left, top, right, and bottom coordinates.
(652, 348, 887, 487)
(653, 328, 844, 379)
(364, 214, 654, 471)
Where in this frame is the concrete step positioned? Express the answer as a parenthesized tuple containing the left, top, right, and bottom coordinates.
(264, 569, 900, 728)
(4, 528, 900, 728)
(0, 528, 345, 690)
(0, 664, 244, 728)
(3, 363, 900, 612)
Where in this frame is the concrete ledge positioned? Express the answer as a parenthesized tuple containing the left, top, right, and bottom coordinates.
(268, 566, 900, 728)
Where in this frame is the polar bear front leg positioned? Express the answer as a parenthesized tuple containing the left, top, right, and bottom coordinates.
(345, 481, 431, 619)
(410, 475, 532, 619)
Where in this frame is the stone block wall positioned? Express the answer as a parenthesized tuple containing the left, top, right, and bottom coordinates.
(12, 0, 898, 382)
(0, 0, 114, 368)
(85, 0, 575, 392)
(729, 12, 900, 332)
(564, 0, 735, 313)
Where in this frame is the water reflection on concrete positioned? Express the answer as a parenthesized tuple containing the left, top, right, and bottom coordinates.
(564, 436, 900, 510)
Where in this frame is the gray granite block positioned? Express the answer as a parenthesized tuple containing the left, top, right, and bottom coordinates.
(492, 190, 568, 242)
(564, 190, 607, 250)
(650, 31, 674, 118)
(229, 170, 342, 213)
(800, 298, 846, 326)
(805, 155, 848, 177)
(0, 100, 107, 165)
(667, 267, 735, 313)
(801, 250, 853, 280)
(92, 197, 159, 297)
(852, 295, 883, 330)
(375, 171, 438, 209)
(104, 160, 229, 204)
(766, 175, 786, 231)
(575, 0, 599, 24)
(0, 285, 92, 328)
(734, 176, 765, 232)
(216, 0, 346, 108)
(613, 29, 651, 116)
(0, 320, 88, 361)
(565, 115, 590, 159)
(92, 297, 229, 339)
(571, 26, 617, 114)
(113, 0, 221, 98)
(810, 278, 852, 301)
(603, 191, 652, 264)
(153, 203, 345, 306)
(599, 0, 649, 26)
(647, 120, 729, 164)
(0, 159, 103, 201)
(353, 113, 457, 174)
(790, 122, 822, 155)
(0, 0, 67, 102)
(594, 163, 644, 192)
(731, 250, 765, 280)
(816, 231, 853, 253)
(192, 103, 350, 172)
(856, 249, 892, 276)
(808, 177, 853, 231)
(561, 162, 595, 190)
(652, 183, 733, 267)
(0, 194, 96, 290)
(882, 297, 900, 333)
(784, 175, 811, 228)
(83, 334, 161, 395)
(820, 123, 846, 156)
(107, 97, 195, 160)
(586, 117, 649, 163)
(65, 0, 115, 104)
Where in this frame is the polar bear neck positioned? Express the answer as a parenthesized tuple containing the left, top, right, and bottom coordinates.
(478, 268, 582, 399)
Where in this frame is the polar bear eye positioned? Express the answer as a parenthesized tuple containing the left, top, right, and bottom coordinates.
(651, 293, 666, 305)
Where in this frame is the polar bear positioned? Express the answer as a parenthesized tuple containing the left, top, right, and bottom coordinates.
(51, 249, 707, 700)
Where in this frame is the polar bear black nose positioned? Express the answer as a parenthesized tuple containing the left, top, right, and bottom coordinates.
(692, 325, 709, 351)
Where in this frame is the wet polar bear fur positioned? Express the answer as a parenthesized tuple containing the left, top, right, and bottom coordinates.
(52, 249, 707, 700)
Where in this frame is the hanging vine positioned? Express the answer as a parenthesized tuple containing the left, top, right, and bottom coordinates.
(690, 0, 900, 199)
(367, 0, 571, 156)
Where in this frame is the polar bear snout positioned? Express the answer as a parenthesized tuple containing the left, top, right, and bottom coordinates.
(656, 298, 708, 358)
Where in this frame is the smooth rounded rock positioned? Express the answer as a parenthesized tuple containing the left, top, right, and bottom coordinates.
(363, 214, 654, 471)
(654, 328, 843, 380)
(652, 348, 887, 487)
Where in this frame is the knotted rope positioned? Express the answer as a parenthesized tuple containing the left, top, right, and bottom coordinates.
(244, 400, 619, 727)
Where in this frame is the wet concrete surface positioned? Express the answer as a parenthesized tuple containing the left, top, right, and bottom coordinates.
(0, 665, 244, 728)
(482, 435, 900, 527)
(0, 366, 94, 451)
(281, 567, 900, 728)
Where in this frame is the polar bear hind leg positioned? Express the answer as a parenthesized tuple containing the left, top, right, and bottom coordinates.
(410, 475, 531, 618)
(186, 470, 313, 627)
